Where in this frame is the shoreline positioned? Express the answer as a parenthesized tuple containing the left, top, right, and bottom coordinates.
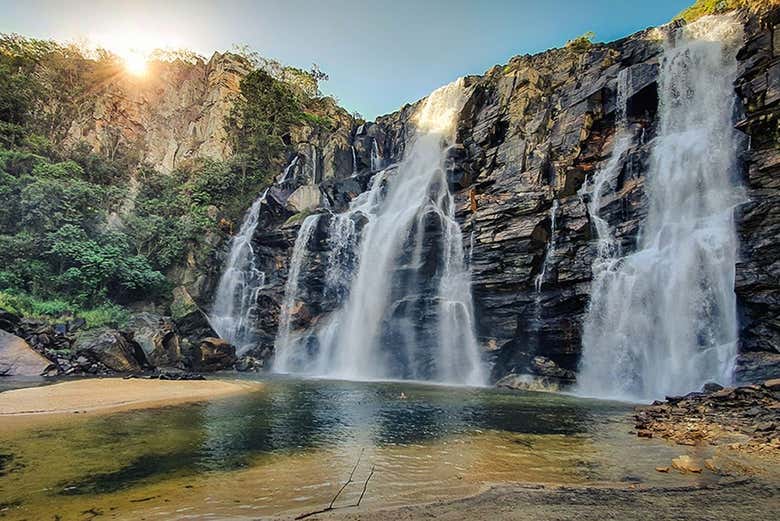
(296, 478, 780, 521)
(0, 377, 262, 425)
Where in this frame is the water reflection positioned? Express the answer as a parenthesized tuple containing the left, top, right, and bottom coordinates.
(0, 378, 700, 520)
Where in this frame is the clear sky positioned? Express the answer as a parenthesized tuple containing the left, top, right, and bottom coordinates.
(0, 0, 692, 119)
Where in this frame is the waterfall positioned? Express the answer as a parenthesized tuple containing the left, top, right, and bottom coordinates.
(274, 78, 486, 385)
(210, 188, 269, 352)
(534, 200, 559, 294)
(279, 156, 299, 184)
(351, 146, 358, 175)
(273, 214, 322, 371)
(577, 15, 744, 401)
(370, 138, 382, 172)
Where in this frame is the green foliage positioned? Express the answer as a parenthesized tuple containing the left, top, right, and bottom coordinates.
(0, 289, 129, 329)
(0, 32, 348, 318)
(302, 112, 335, 129)
(565, 31, 596, 52)
(675, 0, 773, 22)
(228, 69, 303, 177)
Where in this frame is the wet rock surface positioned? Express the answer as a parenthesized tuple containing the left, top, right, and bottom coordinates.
(234, 6, 780, 385)
(634, 380, 780, 454)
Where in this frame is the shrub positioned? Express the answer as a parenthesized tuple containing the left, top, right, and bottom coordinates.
(565, 31, 595, 52)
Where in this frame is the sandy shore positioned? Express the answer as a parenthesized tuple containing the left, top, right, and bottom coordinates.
(309, 480, 780, 521)
(0, 377, 262, 419)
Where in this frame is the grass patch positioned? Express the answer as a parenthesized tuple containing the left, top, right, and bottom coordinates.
(676, 0, 776, 22)
(0, 290, 129, 329)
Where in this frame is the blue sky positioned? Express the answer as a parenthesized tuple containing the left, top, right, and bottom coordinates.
(0, 0, 692, 119)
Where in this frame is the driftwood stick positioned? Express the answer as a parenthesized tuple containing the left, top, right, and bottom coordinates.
(294, 448, 366, 520)
(328, 447, 364, 509)
(354, 465, 376, 507)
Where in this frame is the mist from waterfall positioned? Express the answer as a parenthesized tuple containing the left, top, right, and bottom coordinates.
(577, 14, 744, 401)
(210, 188, 269, 351)
(274, 78, 486, 385)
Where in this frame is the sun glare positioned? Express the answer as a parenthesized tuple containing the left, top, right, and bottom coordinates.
(122, 50, 148, 76)
(87, 30, 184, 77)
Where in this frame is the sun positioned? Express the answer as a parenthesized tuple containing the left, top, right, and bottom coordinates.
(121, 50, 148, 76)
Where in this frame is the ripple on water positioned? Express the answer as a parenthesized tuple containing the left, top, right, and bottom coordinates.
(0, 378, 716, 520)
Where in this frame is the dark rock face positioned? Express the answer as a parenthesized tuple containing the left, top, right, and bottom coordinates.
(634, 380, 780, 452)
(216, 7, 780, 384)
(734, 9, 780, 357)
(127, 313, 181, 368)
(73, 329, 150, 373)
(192, 337, 237, 371)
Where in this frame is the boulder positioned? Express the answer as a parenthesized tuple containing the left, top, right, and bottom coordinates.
(192, 337, 236, 371)
(671, 455, 702, 473)
(235, 355, 264, 372)
(287, 185, 322, 213)
(0, 309, 20, 333)
(127, 313, 181, 368)
(73, 329, 149, 373)
(0, 330, 54, 376)
(495, 373, 560, 392)
(529, 356, 577, 381)
(701, 382, 724, 393)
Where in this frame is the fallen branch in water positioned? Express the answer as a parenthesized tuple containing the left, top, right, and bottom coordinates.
(295, 448, 366, 520)
(354, 465, 375, 507)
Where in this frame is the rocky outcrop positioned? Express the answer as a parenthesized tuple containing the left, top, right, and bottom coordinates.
(734, 8, 780, 356)
(127, 313, 181, 368)
(65, 52, 249, 174)
(209, 6, 780, 384)
(190, 337, 236, 372)
(634, 380, 780, 454)
(73, 329, 150, 373)
(0, 330, 54, 376)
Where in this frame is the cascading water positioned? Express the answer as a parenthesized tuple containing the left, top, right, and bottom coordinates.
(274, 214, 322, 370)
(577, 15, 744, 401)
(210, 189, 269, 351)
(279, 156, 299, 184)
(370, 138, 383, 172)
(351, 146, 358, 175)
(534, 200, 559, 294)
(274, 78, 486, 385)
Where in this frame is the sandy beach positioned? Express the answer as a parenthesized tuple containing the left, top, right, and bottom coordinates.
(0, 377, 262, 419)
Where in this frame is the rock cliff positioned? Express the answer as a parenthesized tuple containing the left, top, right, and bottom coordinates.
(231, 6, 780, 384)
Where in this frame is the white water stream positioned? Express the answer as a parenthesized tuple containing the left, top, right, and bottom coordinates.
(577, 15, 744, 401)
(274, 79, 485, 385)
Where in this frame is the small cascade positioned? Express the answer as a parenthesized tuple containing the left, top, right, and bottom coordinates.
(534, 200, 559, 294)
(579, 67, 633, 262)
(351, 146, 358, 175)
(273, 214, 322, 371)
(210, 188, 270, 352)
(274, 78, 486, 385)
(310, 144, 320, 184)
(577, 15, 744, 401)
(279, 156, 299, 184)
(370, 138, 383, 171)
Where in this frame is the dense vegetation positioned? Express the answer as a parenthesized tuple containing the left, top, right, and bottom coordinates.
(677, 0, 776, 21)
(0, 34, 331, 325)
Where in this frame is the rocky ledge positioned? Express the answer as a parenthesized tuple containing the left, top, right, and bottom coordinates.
(0, 306, 262, 378)
(634, 380, 780, 455)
